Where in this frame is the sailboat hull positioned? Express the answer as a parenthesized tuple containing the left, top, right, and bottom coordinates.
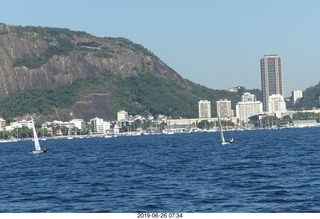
(221, 142, 231, 145)
(32, 150, 44, 154)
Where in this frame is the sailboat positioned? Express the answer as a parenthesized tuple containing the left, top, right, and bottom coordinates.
(217, 113, 234, 145)
(31, 119, 48, 154)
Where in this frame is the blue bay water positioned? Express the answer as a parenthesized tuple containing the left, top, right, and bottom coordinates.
(1, 128, 320, 212)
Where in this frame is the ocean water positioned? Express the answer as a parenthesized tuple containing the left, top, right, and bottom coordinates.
(1, 128, 320, 213)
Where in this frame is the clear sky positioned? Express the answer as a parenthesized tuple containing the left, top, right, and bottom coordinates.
(1, 0, 319, 96)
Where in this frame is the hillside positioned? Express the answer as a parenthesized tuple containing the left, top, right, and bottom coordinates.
(0, 23, 184, 97)
(0, 72, 254, 122)
(0, 23, 257, 122)
(291, 81, 320, 109)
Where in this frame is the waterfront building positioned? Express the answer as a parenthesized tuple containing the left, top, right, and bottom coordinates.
(198, 100, 211, 118)
(7, 119, 32, 130)
(217, 99, 233, 118)
(268, 94, 287, 118)
(260, 54, 284, 112)
(69, 119, 85, 130)
(236, 93, 263, 124)
(90, 117, 106, 134)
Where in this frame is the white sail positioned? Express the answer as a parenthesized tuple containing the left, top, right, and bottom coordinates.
(217, 113, 226, 143)
(32, 119, 42, 152)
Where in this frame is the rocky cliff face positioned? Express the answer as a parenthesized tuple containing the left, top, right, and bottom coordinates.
(0, 24, 184, 99)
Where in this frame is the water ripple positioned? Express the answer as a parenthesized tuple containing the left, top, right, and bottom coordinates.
(1, 128, 320, 212)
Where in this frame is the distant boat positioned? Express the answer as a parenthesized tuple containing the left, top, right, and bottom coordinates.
(217, 113, 234, 145)
(31, 119, 48, 154)
(104, 133, 113, 138)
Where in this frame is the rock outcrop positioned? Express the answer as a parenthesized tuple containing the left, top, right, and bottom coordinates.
(0, 24, 184, 99)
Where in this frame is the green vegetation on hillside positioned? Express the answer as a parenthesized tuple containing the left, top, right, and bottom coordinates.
(0, 73, 114, 120)
(114, 74, 199, 118)
(12, 25, 90, 40)
(0, 72, 254, 121)
(292, 112, 320, 121)
(10, 25, 157, 69)
(11, 25, 93, 69)
(0, 24, 270, 121)
(13, 36, 75, 69)
(292, 82, 320, 109)
(109, 37, 158, 59)
(113, 74, 258, 118)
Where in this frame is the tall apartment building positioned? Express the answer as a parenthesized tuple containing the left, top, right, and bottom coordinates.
(198, 100, 211, 118)
(291, 90, 303, 104)
(236, 93, 263, 124)
(260, 54, 284, 112)
(216, 99, 233, 118)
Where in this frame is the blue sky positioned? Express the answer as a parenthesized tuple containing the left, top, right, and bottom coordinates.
(1, 0, 320, 96)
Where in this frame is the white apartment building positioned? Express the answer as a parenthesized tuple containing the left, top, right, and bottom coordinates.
(7, 119, 33, 130)
(4, 120, 24, 131)
(117, 110, 128, 121)
(242, 92, 256, 102)
(198, 100, 211, 118)
(236, 93, 263, 124)
(69, 119, 85, 130)
(91, 117, 107, 134)
(291, 90, 303, 104)
(268, 94, 287, 118)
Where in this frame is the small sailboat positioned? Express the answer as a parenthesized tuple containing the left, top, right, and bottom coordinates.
(217, 113, 234, 145)
(31, 119, 48, 154)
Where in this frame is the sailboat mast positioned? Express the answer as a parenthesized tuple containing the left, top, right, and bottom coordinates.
(218, 113, 226, 143)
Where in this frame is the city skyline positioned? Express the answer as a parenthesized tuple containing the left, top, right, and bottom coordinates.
(0, 1, 319, 96)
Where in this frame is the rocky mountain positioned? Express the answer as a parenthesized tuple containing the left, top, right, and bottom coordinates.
(0, 24, 265, 122)
(0, 24, 185, 98)
(0, 24, 195, 121)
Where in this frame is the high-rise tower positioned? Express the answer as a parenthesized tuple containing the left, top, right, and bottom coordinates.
(260, 54, 284, 112)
